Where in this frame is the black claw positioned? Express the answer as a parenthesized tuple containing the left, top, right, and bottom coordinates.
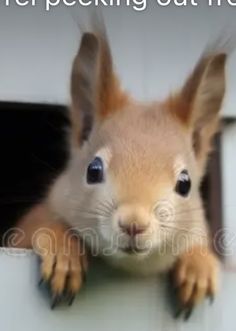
(51, 295, 62, 310)
(68, 294, 76, 306)
(38, 278, 44, 287)
(175, 308, 183, 319)
(82, 269, 87, 283)
(175, 305, 194, 321)
(184, 307, 194, 321)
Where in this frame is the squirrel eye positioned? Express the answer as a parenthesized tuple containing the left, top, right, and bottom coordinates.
(175, 170, 191, 197)
(87, 157, 104, 184)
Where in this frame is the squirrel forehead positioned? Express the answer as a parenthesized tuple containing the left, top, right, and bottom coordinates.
(90, 104, 191, 180)
(96, 103, 189, 155)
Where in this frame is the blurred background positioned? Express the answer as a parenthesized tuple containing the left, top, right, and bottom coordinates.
(0, 1, 235, 261)
(0, 2, 235, 330)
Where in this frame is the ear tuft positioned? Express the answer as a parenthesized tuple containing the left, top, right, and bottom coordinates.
(71, 32, 99, 142)
(70, 13, 129, 145)
(167, 34, 235, 174)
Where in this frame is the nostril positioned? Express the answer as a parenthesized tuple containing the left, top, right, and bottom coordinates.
(119, 221, 146, 237)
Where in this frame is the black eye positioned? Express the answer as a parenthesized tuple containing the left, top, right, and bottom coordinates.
(175, 170, 191, 197)
(87, 157, 104, 184)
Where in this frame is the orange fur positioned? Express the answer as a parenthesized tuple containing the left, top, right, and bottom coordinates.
(173, 245, 219, 317)
(14, 204, 87, 304)
(70, 31, 130, 144)
(14, 14, 231, 312)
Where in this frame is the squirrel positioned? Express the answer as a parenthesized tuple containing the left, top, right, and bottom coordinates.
(12, 13, 229, 318)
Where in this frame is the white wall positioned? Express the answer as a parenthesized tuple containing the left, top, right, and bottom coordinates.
(0, 249, 235, 331)
(1, 2, 236, 117)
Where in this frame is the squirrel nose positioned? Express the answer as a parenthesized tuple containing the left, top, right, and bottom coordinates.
(119, 221, 147, 237)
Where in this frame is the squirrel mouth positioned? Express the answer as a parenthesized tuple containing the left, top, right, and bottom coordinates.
(119, 246, 149, 255)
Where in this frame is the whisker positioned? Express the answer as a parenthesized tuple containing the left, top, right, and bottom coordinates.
(94, 206, 111, 216)
(173, 206, 204, 216)
(165, 219, 204, 224)
(96, 200, 114, 213)
(160, 224, 189, 232)
(69, 217, 100, 228)
(72, 207, 109, 218)
(0, 197, 40, 204)
(160, 224, 207, 238)
(31, 153, 57, 172)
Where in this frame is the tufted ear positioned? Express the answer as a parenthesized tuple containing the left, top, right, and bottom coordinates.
(167, 43, 229, 175)
(70, 21, 129, 145)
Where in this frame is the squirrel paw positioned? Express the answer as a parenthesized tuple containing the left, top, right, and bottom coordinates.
(36, 223, 87, 309)
(172, 246, 219, 320)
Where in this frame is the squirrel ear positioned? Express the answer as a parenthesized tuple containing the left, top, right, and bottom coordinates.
(168, 46, 228, 173)
(70, 27, 128, 145)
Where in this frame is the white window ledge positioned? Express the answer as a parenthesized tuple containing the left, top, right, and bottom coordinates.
(0, 248, 235, 331)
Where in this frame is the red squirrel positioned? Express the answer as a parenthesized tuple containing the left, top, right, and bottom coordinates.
(13, 13, 229, 318)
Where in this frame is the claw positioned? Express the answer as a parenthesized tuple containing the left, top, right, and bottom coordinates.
(82, 269, 87, 284)
(175, 305, 194, 321)
(38, 278, 44, 287)
(184, 306, 194, 321)
(68, 294, 76, 306)
(175, 307, 183, 319)
(39, 240, 87, 309)
(51, 295, 62, 310)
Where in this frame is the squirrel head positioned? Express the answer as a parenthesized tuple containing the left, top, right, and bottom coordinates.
(55, 20, 229, 261)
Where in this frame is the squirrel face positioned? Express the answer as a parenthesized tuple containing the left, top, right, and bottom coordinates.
(50, 21, 228, 269)
(64, 104, 198, 258)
